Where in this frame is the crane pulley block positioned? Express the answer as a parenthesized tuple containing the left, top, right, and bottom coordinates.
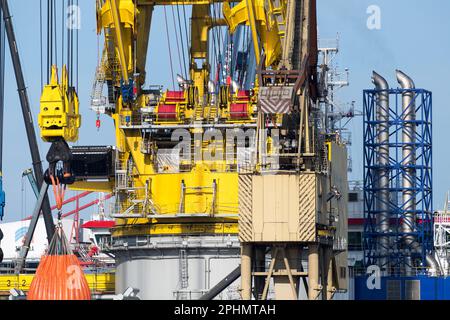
(155, 90, 187, 123)
(38, 65, 81, 142)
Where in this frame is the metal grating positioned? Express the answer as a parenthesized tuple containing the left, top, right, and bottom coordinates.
(298, 174, 316, 242)
(238, 175, 254, 242)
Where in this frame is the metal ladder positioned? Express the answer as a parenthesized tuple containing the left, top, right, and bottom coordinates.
(272, 0, 288, 39)
(178, 249, 189, 300)
(90, 62, 108, 114)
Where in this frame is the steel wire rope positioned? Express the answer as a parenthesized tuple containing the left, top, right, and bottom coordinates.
(70, 0, 73, 88)
(47, 0, 51, 82)
(53, 0, 57, 67)
(61, 0, 65, 69)
(163, 6, 175, 90)
(210, 4, 217, 83)
(171, 6, 184, 80)
(214, 3, 225, 83)
(213, 3, 223, 58)
(40, 0, 43, 89)
(210, 3, 220, 84)
(181, 1, 190, 56)
(67, 0, 73, 87)
(76, 0, 79, 91)
(175, 4, 188, 80)
(239, 26, 248, 84)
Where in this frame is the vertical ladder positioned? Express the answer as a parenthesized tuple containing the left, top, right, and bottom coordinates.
(90, 61, 108, 114)
(178, 249, 189, 299)
(272, 0, 288, 39)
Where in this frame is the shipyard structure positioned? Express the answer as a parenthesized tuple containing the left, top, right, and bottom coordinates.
(0, 0, 448, 301)
(69, 0, 349, 300)
(354, 71, 450, 300)
(0, 0, 355, 300)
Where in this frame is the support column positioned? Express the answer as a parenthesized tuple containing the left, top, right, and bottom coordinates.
(254, 246, 265, 300)
(273, 246, 299, 300)
(326, 257, 336, 300)
(322, 246, 335, 300)
(241, 243, 252, 300)
(308, 244, 320, 300)
(320, 247, 327, 300)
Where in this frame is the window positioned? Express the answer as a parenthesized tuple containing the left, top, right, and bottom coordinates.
(387, 280, 401, 300)
(348, 231, 363, 251)
(348, 192, 358, 202)
(405, 280, 420, 300)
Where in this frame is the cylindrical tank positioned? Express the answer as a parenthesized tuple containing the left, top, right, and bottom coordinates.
(112, 235, 241, 300)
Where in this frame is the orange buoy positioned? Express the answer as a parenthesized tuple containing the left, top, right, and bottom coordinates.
(27, 224, 91, 300)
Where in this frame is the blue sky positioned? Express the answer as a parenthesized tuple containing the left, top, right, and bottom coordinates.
(317, 0, 450, 210)
(1, 0, 449, 222)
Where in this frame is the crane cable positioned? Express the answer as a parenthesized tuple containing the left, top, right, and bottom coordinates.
(210, 4, 218, 83)
(175, 4, 188, 79)
(163, 6, 175, 90)
(47, 0, 51, 82)
(39, 0, 43, 89)
(181, 1, 190, 52)
(53, 0, 57, 67)
(76, 0, 79, 91)
(211, 3, 223, 84)
(61, 0, 65, 69)
(171, 7, 185, 80)
(43, 0, 76, 219)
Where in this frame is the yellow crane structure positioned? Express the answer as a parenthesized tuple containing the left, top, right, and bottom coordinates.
(35, 0, 348, 300)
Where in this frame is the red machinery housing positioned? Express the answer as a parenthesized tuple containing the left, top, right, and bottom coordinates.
(229, 90, 252, 120)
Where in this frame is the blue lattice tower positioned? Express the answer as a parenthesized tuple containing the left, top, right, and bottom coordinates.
(363, 88, 433, 276)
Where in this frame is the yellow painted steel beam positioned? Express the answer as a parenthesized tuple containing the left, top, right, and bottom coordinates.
(190, 4, 211, 100)
(134, 5, 154, 86)
(245, 0, 261, 66)
(222, 0, 282, 67)
(190, 5, 210, 61)
(137, 0, 230, 5)
(0, 273, 115, 294)
(108, 0, 130, 84)
(69, 181, 115, 192)
(112, 221, 239, 237)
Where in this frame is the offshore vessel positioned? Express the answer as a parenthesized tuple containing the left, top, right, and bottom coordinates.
(1, 0, 349, 300)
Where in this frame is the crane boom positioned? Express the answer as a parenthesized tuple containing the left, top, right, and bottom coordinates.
(0, 2, 5, 221)
(0, 2, 4, 264)
(0, 0, 55, 241)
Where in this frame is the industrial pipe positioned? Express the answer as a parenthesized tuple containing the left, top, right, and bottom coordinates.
(396, 70, 441, 276)
(372, 71, 390, 271)
(396, 70, 416, 247)
(199, 265, 241, 300)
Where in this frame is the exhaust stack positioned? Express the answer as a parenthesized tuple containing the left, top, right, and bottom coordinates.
(372, 71, 390, 271)
(396, 70, 416, 252)
(396, 70, 441, 275)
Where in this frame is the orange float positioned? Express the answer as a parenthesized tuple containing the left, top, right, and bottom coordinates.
(27, 224, 91, 300)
